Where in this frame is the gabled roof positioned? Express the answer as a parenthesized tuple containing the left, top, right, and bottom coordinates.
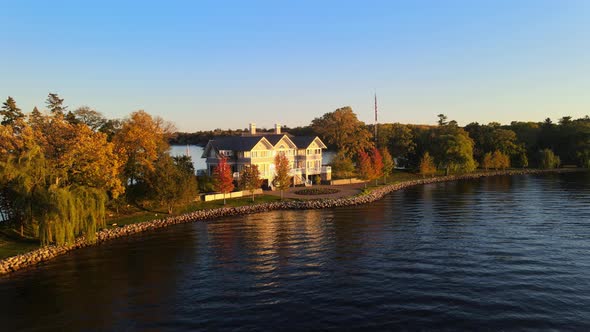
(201, 136, 273, 158)
(262, 134, 297, 149)
(291, 136, 327, 149)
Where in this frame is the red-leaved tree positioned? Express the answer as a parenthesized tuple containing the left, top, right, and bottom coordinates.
(371, 147, 383, 185)
(213, 157, 234, 204)
(357, 150, 374, 188)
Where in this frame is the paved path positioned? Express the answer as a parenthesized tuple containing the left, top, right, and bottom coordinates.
(264, 183, 366, 200)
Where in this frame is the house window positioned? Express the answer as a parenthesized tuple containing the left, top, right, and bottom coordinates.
(244, 151, 250, 158)
(220, 150, 233, 157)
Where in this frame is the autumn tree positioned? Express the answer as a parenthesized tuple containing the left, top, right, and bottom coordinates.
(492, 150, 510, 170)
(311, 106, 373, 158)
(239, 164, 262, 202)
(482, 152, 493, 171)
(113, 110, 174, 188)
(380, 147, 395, 183)
(371, 147, 384, 185)
(357, 150, 374, 188)
(213, 157, 234, 204)
(273, 154, 291, 199)
(61, 125, 125, 198)
(0, 123, 108, 244)
(419, 152, 436, 178)
(1, 96, 25, 127)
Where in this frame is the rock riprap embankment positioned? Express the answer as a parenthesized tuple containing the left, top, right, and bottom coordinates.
(0, 169, 581, 275)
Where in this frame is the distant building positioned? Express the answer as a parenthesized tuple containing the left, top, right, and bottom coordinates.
(202, 123, 331, 187)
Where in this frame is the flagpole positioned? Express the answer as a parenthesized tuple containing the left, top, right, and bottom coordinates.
(374, 93, 378, 142)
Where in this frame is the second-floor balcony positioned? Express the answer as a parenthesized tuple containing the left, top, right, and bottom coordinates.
(290, 166, 331, 176)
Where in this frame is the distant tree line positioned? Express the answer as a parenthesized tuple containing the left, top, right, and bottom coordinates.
(170, 126, 315, 146)
(307, 108, 589, 178)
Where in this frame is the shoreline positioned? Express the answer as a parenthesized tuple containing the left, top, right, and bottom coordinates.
(0, 168, 584, 276)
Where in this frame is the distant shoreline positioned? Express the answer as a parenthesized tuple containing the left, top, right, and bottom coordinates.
(0, 168, 585, 276)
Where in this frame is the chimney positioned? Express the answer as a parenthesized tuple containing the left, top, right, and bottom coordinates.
(249, 123, 256, 135)
(275, 123, 281, 134)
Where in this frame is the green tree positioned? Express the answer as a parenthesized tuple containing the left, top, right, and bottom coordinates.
(73, 106, 106, 131)
(99, 118, 122, 141)
(213, 157, 234, 204)
(380, 147, 395, 183)
(539, 149, 561, 169)
(330, 152, 356, 179)
(46, 93, 67, 116)
(437, 114, 448, 126)
(239, 165, 262, 202)
(419, 152, 436, 178)
(311, 106, 373, 158)
(434, 124, 477, 175)
(1, 96, 25, 127)
(29, 106, 44, 128)
(148, 155, 197, 214)
(273, 154, 291, 199)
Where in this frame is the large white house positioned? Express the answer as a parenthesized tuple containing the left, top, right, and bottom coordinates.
(202, 123, 331, 186)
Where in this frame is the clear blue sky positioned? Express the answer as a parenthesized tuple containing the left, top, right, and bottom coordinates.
(1, 0, 589, 131)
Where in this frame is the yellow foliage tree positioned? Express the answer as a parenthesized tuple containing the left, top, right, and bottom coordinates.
(419, 152, 437, 178)
(113, 110, 175, 186)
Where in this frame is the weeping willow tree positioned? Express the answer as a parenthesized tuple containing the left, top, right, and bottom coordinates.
(38, 185, 106, 245)
(0, 145, 107, 245)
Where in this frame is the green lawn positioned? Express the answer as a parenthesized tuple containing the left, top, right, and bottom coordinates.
(0, 229, 40, 260)
(104, 194, 285, 228)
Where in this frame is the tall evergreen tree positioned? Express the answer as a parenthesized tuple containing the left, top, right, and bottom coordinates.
(29, 106, 44, 127)
(1, 96, 25, 126)
(46, 93, 67, 116)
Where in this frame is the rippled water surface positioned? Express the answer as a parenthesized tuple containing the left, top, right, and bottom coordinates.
(2, 173, 590, 330)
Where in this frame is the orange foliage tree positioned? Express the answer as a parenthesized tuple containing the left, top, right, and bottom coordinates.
(213, 157, 234, 204)
(357, 150, 374, 188)
(371, 147, 384, 185)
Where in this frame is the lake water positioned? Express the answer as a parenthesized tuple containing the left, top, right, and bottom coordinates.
(169, 145, 336, 173)
(1, 172, 590, 330)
